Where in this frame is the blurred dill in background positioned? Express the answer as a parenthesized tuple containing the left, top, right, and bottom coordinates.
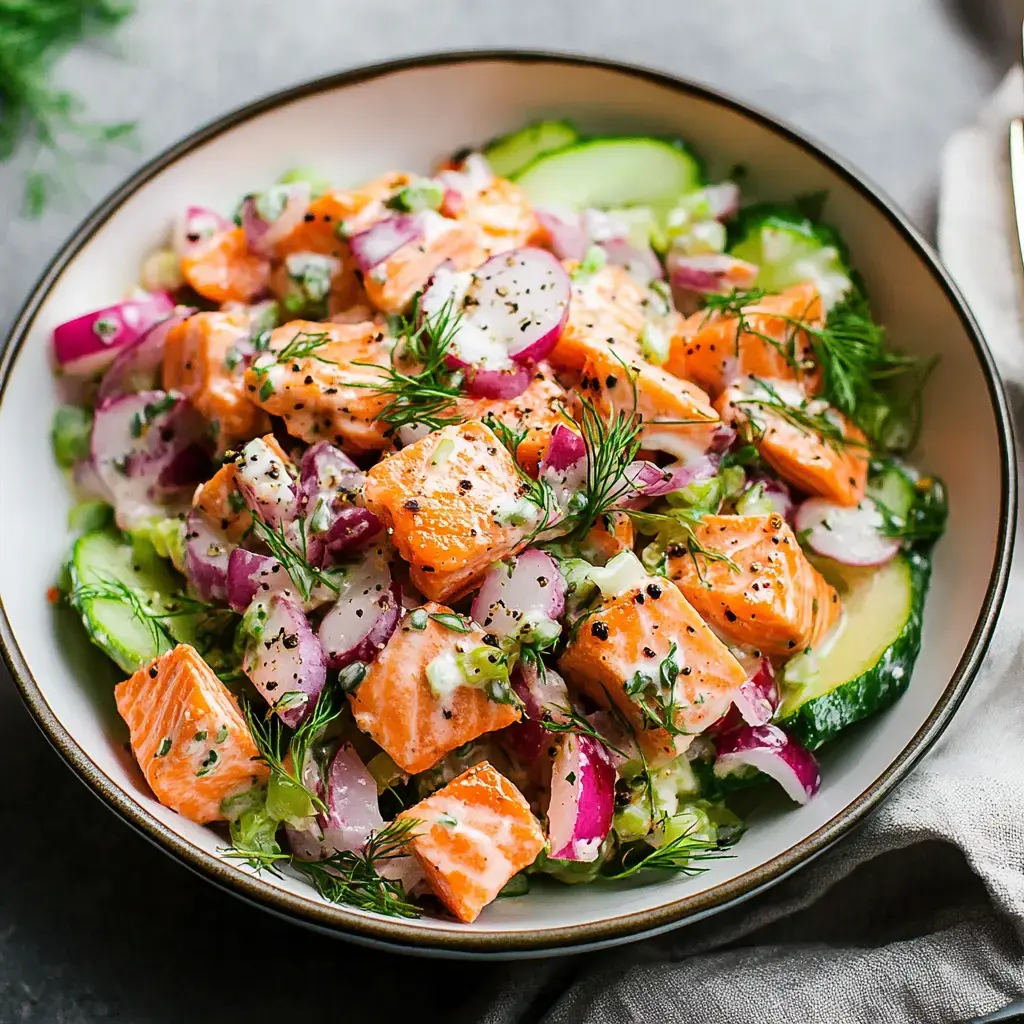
(0, 0, 137, 216)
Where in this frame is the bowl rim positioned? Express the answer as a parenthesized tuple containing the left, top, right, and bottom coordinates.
(0, 48, 1016, 958)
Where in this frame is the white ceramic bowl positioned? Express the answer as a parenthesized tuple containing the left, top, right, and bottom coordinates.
(0, 52, 1015, 957)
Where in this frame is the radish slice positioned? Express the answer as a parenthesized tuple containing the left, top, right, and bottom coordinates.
(729, 657, 779, 728)
(471, 549, 566, 641)
(53, 292, 176, 378)
(457, 362, 534, 400)
(227, 548, 288, 612)
(714, 725, 820, 805)
(421, 248, 571, 372)
(536, 208, 589, 261)
(318, 556, 400, 669)
(172, 206, 231, 257)
(500, 660, 571, 769)
(242, 593, 326, 727)
(668, 252, 760, 294)
(795, 497, 900, 566)
(600, 238, 663, 285)
(323, 506, 383, 562)
(97, 308, 194, 401)
(184, 509, 234, 604)
(240, 182, 312, 258)
(236, 436, 297, 527)
(548, 734, 616, 862)
(91, 390, 210, 528)
(348, 214, 424, 272)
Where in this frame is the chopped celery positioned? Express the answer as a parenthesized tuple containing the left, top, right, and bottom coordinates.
(265, 772, 315, 826)
(388, 178, 445, 213)
(51, 405, 92, 468)
(735, 481, 775, 516)
(277, 166, 331, 197)
(128, 516, 186, 571)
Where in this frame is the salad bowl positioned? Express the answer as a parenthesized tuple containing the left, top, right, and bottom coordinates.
(0, 51, 1014, 957)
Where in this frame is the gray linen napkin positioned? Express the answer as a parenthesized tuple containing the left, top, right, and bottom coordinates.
(465, 73, 1024, 1024)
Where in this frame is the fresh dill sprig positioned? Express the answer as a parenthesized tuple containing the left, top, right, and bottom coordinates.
(622, 642, 692, 736)
(292, 817, 422, 918)
(628, 507, 740, 587)
(606, 824, 732, 880)
(537, 704, 627, 758)
(700, 286, 768, 323)
(353, 294, 465, 431)
(250, 517, 340, 601)
(0, 0, 138, 217)
(250, 330, 336, 400)
(483, 416, 557, 542)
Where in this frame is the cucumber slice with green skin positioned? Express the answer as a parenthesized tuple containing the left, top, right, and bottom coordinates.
(67, 529, 182, 673)
(483, 120, 580, 179)
(778, 552, 930, 750)
(728, 204, 852, 310)
(867, 461, 916, 521)
(513, 137, 705, 211)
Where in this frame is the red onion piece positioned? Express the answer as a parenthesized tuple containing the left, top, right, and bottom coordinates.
(499, 661, 571, 766)
(97, 308, 195, 402)
(541, 424, 586, 474)
(317, 556, 400, 669)
(714, 724, 821, 804)
(226, 548, 288, 612)
(600, 237, 664, 285)
(172, 206, 231, 257)
(470, 549, 566, 640)
(548, 734, 616, 861)
(241, 182, 312, 258)
(795, 497, 900, 566)
(348, 214, 424, 272)
(668, 252, 760, 295)
(536, 208, 589, 261)
(53, 292, 176, 377)
(184, 509, 233, 604)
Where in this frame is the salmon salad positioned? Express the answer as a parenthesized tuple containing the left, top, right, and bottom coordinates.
(50, 120, 947, 922)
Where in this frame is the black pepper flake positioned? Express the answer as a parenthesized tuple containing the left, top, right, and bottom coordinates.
(590, 620, 610, 641)
(645, 583, 662, 599)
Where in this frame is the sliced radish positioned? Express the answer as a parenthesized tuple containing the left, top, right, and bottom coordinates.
(471, 549, 566, 641)
(668, 252, 759, 294)
(714, 724, 820, 805)
(536, 208, 589, 261)
(500, 660, 571, 767)
(53, 292, 176, 378)
(600, 237, 663, 285)
(242, 592, 326, 727)
(240, 181, 312, 258)
(236, 436, 297, 527)
(184, 509, 234, 604)
(226, 548, 288, 612)
(323, 506, 383, 562)
(348, 214, 423, 273)
(713, 656, 779, 731)
(795, 497, 899, 566)
(172, 206, 232, 257)
(97, 308, 194, 402)
(318, 555, 401, 669)
(548, 734, 616, 862)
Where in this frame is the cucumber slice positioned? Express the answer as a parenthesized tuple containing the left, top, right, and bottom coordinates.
(778, 553, 930, 749)
(513, 137, 705, 211)
(728, 204, 852, 310)
(483, 120, 580, 179)
(67, 529, 182, 673)
(867, 461, 916, 521)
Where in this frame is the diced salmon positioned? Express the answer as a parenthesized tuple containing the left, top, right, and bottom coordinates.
(180, 227, 271, 305)
(397, 762, 544, 923)
(578, 344, 721, 462)
(583, 511, 636, 563)
(455, 367, 571, 475)
(715, 379, 868, 505)
(558, 575, 747, 758)
(454, 176, 544, 254)
(192, 433, 290, 541)
(243, 319, 392, 454)
(362, 218, 487, 315)
(668, 283, 824, 397)
(362, 420, 533, 602)
(667, 513, 841, 655)
(549, 263, 647, 372)
(163, 311, 270, 448)
(114, 644, 269, 824)
(349, 607, 521, 775)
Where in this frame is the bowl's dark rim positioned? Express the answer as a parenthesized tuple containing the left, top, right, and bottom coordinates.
(0, 49, 1015, 958)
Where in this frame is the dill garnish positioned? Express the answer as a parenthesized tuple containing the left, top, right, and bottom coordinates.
(249, 517, 341, 602)
(536, 704, 627, 758)
(629, 507, 740, 586)
(606, 823, 732, 880)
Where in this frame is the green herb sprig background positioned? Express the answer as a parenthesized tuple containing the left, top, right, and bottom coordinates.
(0, 0, 137, 216)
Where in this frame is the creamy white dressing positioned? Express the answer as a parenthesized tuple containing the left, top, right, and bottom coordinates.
(588, 549, 648, 599)
(426, 649, 467, 704)
(238, 437, 293, 515)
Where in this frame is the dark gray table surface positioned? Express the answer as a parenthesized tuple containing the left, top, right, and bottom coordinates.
(0, 2, 1016, 1021)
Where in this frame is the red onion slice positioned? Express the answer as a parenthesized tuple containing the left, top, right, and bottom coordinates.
(795, 497, 900, 566)
(668, 252, 760, 294)
(500, 661, 571, 766)
(97, 308, 195, 402)
(320, 745, 386, 853)
(548, 734, 616, 861)
(241, 182, 312, 258)
(470, 549, 566, 640)
(536, 208, 589, 261)
(172, 206, 231, 257)
(184, 509, 233, 604)
(348, 214, 424, 272)
(714, 724, 821, 804)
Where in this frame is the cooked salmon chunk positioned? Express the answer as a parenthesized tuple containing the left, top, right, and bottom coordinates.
(668, 283, 824, 396)
(578, 345, 721, 462)
(349, 606, 521, 774)
(180, 227, 271, 305)
(454, 176, 544, 255)
(243, 319, 392, 454)
(362, 420, 534, 602)
(715, 377, 868, 505)
(559, 571, 748, 757)
(667, 513, 841, 655)
(163, 311, 270, 448)
(398, 762, 544, 922)
(114, 644, 269, 824)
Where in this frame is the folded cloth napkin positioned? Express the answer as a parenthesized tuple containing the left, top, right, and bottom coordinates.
(464, 72, 1024, 1024)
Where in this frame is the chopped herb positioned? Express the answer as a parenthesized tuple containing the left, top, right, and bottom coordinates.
(155, 737, 172, 757)
(338, 661, 367, 693)
(249, 517, 341, 601)
(214, 725, 229, 744)
(429, 612, 473, 633)
(407, 608, 429, 631)
(606, 823, 732, 880)
(196, 749, 219, 777)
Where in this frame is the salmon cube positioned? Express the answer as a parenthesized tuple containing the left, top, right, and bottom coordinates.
(114, 644, 269, 824)
(163, 311, 270, 448)
(668, 283, 824, 397)
(180, 227, 271, 305)
(578, 344, 721, 462)
(454, 176, 544, 255)
(192, 433, 291, 541)
(558, 572, 748, 754)
(349, 605, 521, 774)
(243, 319, 392, 454)
(667, 513, 841, 656)
(397, 761, 544, 922)
(548, 263, 646, 372)
(363, 420, 534, 602)
(715, 378, 868, 506)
